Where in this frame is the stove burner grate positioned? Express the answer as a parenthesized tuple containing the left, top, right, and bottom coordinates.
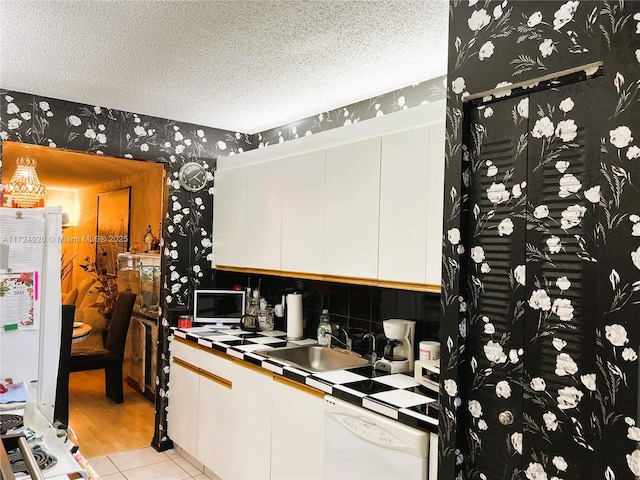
(0, 413, 24, 435)
(8, 448, 58, 474)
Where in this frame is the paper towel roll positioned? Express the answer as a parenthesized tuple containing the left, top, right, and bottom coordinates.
(286, 293, 304, 340)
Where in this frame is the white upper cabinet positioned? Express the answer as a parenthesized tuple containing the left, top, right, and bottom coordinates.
(324, 137, 381, 279)
(378, 126, 431, 285)
(213, 167, 247, 268)
(245, 159, 282, 270)
(281, 150, 326, 274)
(425, 122, 445, 288)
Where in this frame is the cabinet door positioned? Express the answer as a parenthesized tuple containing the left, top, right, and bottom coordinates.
(228, 362, 273, 480)
(167, 360, 200, 457)
(379, 126, 430, 284)
(245, 159, 282, 270)
(425, 122, 445, 288)
(271, 377, 324, 479)
(213, 167, 247, 268)
(281, 150, 326, 274)
(196, 352, 234, 479)
(324, 138, 381, 279)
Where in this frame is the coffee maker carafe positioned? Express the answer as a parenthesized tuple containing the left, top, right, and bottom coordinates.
(374, 319, 416, 373)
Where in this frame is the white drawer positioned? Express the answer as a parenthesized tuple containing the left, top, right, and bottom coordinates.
(170, 338, 200, 367)
(200, 348, 235, 381)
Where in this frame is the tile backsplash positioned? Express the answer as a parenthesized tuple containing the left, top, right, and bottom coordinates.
(214, 270, 440, 357)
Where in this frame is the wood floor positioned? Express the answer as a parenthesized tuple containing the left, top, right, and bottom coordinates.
(68, 370, 155, 459)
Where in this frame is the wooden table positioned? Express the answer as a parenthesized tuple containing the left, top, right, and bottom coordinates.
(72, 323, 92, 343)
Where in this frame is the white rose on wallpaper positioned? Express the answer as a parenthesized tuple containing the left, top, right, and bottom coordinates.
(452, 77, 466, 94)
(530, 377, 546, 391)
(171, 180, 180, 189)
(634, 224, 640, 237)
(623, 348, 638, 362)
(479, 41, 495, 61)
(555, 119, 578, 142)
(468, 9, 491, 31)
(533, 205, 549, 220)
(547, 235, 562, 253)
(448, 228, 461, 245)
(552, 456, 568, 472)
(517, 97, 529, 118)
(627, 450, 640, 476)
(552, 337, 567, 351)
(478, 419, 488, 431)
(38, 101, 50, 111)
(169, 250, 178, 260)
(170, 271, 180, 281)
(471, 246, 485, 263)
(514, 265, 526, 286)
(636, 49, 640, 63)
(486, 163, 498, 176)
(527, 11, 543, 27)
(580, 373, 596, 391)
(511, 432, 523, 455)
(532, 116, 554, 138)
(555, 160, 570, 173)
(557, 385, 583, 410)
(544, 411, 559, 430)
(558, 173, 581, 198)
(559, 97, 575, 113)
(610, 126, 634, 149)
(556, 276, 571, 291)
(555, 352, 578, 376)
(498, 218, 514, 236)
(484, 322, 495, 335)
(627, 145, 640, 160)
(67, 115, 81, 127)
(496, 380, 511, 398)
(468, 399, 483, 418)
(172, 200, 182, 211)
(484, 340, 507, 363)
(480, 262, 491, 273)
(584, 185, 601, 203)
(552, 298, 574, 321)
(483, 107, 494, 118)
(487, 182, 510, 204)
(96, 133, 107, 144)
(529, 289, 551, 311)
(525, 462, 547, 480)
(493, 4, 503, 18)
(512, 183, 523, 198)
(175, 144, 185, 154)
(605, 324, 629, 346)
(444, 379, 458, 397)
(170, 283, 181, 294)
(173, 213, 183, 223)
(632, 246, 640, 270)
(201, 238, 212, 248)
(134, 125, 146, 136)
(553, 1, 579, 30)
(560, 204, 586, 230)
(628, 426, 640, 441)
(20, 112, 31, 120)
(539, 38, 555, 58)
(7, 118, 21, 130)
(6, 102, 19, 114)
(84, 128, 96, 139)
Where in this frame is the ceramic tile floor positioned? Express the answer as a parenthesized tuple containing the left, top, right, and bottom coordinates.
(88, 446, 218, 480)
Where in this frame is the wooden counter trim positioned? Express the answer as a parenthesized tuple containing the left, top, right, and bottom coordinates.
(215, 265, 442, 293)
(198, 369, 232, 390)
(172, 354, 233, 390)
(273, 375, 324, 399)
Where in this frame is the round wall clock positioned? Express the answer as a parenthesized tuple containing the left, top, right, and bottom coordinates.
(178, 162, 208, 192)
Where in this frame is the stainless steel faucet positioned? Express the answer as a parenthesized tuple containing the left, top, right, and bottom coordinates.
(363, 333, 377, 362)
(330, 324, 352, 350)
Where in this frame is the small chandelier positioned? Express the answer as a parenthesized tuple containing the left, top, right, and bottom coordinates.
(8, 155, 46, 208)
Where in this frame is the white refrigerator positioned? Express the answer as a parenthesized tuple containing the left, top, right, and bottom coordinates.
(0, 206, 62, 422)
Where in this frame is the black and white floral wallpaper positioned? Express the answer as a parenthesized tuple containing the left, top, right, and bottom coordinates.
(443, 1, 640, 479)
(0, 74, 447, 452)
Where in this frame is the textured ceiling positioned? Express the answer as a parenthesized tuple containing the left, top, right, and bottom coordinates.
(0, 0, 449, 134)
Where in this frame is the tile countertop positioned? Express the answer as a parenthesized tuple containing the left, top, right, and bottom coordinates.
(171, 326, 439, 434)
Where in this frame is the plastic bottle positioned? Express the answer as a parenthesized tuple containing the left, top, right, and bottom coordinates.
(317, 309, 332, 347)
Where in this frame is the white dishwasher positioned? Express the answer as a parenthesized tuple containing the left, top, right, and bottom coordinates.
(323, 395, 430, 479)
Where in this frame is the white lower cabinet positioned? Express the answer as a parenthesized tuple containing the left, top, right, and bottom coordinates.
(167, 359, 200, 457)
(196, 350, 235, 479)
(270, 377, 325, 479)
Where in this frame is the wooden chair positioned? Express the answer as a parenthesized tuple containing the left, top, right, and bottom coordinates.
(70, 292, 136, 403)
(54, 304, 75, 426)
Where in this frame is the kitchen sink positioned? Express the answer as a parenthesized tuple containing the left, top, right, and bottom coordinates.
(258, 345, 371, 372)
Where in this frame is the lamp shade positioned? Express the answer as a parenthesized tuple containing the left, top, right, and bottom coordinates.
(7, 155, 46, 208)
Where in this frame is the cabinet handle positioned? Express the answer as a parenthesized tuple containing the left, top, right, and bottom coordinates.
(498, 411, 515, 426)
(173, 358, 232, 390)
